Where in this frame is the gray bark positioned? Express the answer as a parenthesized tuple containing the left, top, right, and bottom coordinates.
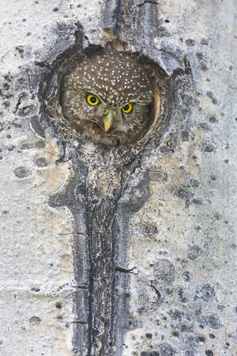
(0, 1, 236, 356)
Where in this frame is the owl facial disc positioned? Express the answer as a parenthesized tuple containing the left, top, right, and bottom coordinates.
(60, 50, 159, 146)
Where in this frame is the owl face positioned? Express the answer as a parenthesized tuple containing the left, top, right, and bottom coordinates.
(60, 51, 155, 146)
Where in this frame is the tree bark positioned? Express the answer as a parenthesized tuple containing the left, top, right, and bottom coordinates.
(0, 1, 236, 356)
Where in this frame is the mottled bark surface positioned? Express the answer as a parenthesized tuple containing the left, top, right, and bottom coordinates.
(0, 1, 236, 356)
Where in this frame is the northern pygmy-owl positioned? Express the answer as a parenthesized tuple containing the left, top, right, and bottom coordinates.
(60, 50, 157, 146)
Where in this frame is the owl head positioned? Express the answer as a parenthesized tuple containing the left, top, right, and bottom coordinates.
(60, 50, 158, 146)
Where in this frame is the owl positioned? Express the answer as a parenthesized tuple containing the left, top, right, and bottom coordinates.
(60, 50, 156, 146)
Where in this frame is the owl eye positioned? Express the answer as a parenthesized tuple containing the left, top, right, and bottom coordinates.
(122, 103, 133, 114)
(86, 94, 100, 106)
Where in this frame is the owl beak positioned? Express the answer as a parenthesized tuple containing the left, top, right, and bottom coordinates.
(103, 110, 114, 132)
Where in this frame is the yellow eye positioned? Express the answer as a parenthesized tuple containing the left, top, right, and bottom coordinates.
(122, 103, 133, 114)
(86, 94, 100, 106)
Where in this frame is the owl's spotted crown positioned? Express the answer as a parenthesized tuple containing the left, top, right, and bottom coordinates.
(66, 52, 154, 107)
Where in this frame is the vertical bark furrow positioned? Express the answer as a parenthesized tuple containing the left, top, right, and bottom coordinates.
(86, 168, 124, 356)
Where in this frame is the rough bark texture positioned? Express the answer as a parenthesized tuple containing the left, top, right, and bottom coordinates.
(0, 1, 236, 356)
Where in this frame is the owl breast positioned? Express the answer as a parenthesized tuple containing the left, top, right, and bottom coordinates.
(60, 50, 156, 146)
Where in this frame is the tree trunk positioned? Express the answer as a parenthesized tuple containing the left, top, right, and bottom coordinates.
(0, 1, 236, 356)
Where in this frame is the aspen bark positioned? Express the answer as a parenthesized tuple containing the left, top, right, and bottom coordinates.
(0, 1, 236, 356)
